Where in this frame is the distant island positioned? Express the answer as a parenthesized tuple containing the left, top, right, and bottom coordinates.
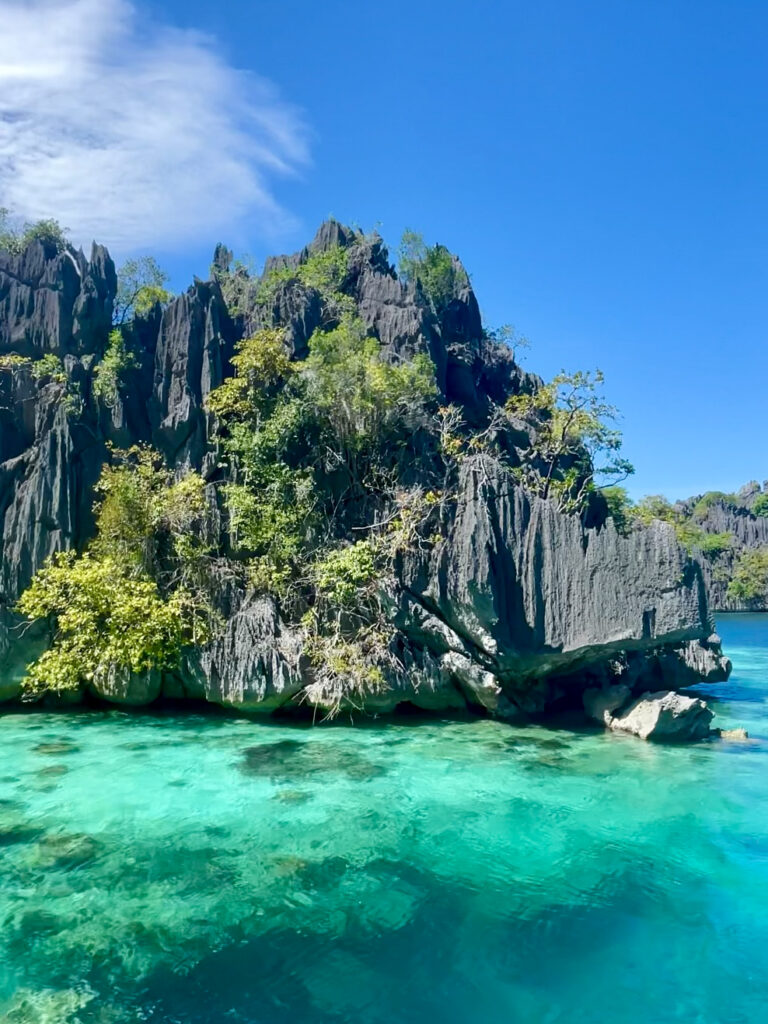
(0, 216, 730, 738)
(601, 484, 768, 610)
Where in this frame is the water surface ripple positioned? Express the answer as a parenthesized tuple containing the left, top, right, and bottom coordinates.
(1, 614, 767, 1022)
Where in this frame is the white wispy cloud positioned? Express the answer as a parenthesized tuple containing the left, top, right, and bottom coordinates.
(0, 0, 309, 253)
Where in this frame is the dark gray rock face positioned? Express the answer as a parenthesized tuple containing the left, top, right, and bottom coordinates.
(663, 635, 732, 685)
(0, 225, 731, 717)
(250, 280, 324, 361)
(0, 358, 106, 697)
(183, 595, 306, 711)
(150, 279, 235, 472)
(0, 363, 102, 604)
(703, 504, 768, 610)
(263, 221, 539, 417)
(397, 454, 721, 716)
(0, 242, 115, 358)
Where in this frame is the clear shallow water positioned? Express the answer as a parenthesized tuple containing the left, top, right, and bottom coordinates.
(1, 616, 767, 1023)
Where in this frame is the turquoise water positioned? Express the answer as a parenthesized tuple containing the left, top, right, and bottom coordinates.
(1, 616, 767, 1023)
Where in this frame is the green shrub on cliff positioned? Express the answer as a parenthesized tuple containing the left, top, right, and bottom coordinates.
(209, 319, 437, 592)
(93, 329, 140, 407)
(398, 230, 468, 310)
(600, 486, 634, 534)
(303, 314, 437, 473)
(753, 494, 768, 518)
(632, 494, 674, 526)
(28, 354, 66, 384)
(312, 541, 378, 607)
(114, 257, 171, 325)
(18, 553, 193, 697)
(18, 447, 211, 698)
(690, 490, 739, 521)
(0, 209, 17, 254)
(727, 548, 768, 605)
(632, 495, 733, 557)
(255, 245, 356, 328)
(207, 315, 438, 712)
(0, 351, 82, 416)
(506, 370, 634, 513)
(92, 446, 211, 587)
(699, 531, 735, 557)
(0, 210, 69, 255)
(207, 327, 293, 421)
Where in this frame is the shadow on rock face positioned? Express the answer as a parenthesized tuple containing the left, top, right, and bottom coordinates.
(239, 740, 388, 783)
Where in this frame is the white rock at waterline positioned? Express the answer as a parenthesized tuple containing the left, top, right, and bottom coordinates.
(606, 690, 713, 742)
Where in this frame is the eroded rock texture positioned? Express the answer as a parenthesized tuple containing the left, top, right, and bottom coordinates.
(684, 495, 768, 610)
(0, 223, 731, 719)
(583, 686, 714, 742)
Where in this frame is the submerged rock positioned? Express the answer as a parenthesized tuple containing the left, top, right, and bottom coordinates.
(33, 741, 79, 756)
(35, 832, 100, 869)
(717, 727, 750, 742)
(1, 985, 96, 1024)
(0, 821, 43, 847)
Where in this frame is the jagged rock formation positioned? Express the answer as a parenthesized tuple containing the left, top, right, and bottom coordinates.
(677, 486, 768, 610)
(0, 222, 731, 723)
(0, 239, 114, 357)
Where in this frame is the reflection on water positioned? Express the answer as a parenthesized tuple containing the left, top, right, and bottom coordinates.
(1, 614, 767, 1022)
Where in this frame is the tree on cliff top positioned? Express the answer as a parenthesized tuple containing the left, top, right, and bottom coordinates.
(506, 369, 634, 513)
(17, 447, 212, 699)
(397, 230, 469, 311)
(0, 209, 69, 256)
(113, 256, 172, 325)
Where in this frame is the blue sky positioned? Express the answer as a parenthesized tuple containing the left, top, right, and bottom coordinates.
(3, 0, 767, 499)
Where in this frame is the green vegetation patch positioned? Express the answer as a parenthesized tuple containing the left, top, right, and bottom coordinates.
(0, 210, 69, 256)
(114, 256, 172, 325)
(93, 329, 140, 406)
(18, 446, 213, 699)
(727, 548, 768, 605)
(507, 370, 634, 514)
(690, 490, 739, 521)
(398, 229, 469, 311)
(207, 314, 438, 714)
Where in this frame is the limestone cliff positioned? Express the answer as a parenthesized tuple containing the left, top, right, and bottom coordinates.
(0, 223, 730, 716)
(676, 487, 768, 611)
